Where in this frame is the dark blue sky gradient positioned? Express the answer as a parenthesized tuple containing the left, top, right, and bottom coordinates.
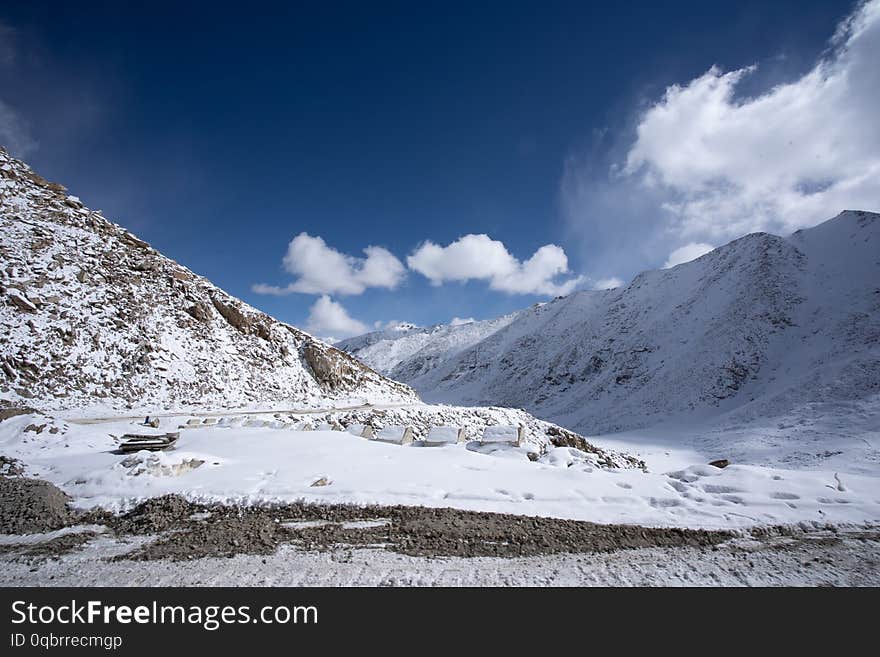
(0, 0, 857, 330)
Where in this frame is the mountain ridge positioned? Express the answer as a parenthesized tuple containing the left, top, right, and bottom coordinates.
(341, 210, 880, 438)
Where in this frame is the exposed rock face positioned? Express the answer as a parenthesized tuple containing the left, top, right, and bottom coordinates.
(0, 147, 417, 411)
(210, 296, 251, 333)
(185, 302, 212, 323)
(302, 343, 370, 391)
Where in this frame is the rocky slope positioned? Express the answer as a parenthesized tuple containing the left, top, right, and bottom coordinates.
(340, 211, 880, 436)
(0, 147, 417, 411)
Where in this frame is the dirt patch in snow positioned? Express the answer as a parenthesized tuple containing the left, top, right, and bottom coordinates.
(108, 495, 732, 561)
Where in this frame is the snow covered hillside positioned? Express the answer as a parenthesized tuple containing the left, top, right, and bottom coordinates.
(0, 147, 417, 412)
(340, 211, 880, 467)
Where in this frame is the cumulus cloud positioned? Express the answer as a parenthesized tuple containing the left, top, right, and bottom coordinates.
(253, 233, 406, 296)
(623, 0, 880, 242)
(407, 234, 584, 296)
(663, 242, 714, 268)
(304, 295, 368, 340)
(450, 317, 475, 326)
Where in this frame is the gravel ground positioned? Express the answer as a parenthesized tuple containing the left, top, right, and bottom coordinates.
(1, 473, 878, 586)
(1, 529, 878, 586)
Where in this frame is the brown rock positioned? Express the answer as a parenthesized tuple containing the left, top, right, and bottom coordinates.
(119, 231, 150, 250)
(185, 302, 212, 322)
(7, 289, 37, 312)
(210, 296, 251, 332)
(255, 323, 271, 341)
(302, 343, 364, 390)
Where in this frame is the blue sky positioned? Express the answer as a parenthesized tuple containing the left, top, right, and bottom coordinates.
(2, 1, 877, 339)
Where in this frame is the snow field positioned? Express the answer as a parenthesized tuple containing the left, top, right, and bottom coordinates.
(2, 412, 878, 530)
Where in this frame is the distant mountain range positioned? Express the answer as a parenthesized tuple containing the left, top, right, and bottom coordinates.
(338, 313, 521, 377)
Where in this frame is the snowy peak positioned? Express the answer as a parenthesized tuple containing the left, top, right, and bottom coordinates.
(337, 311, 522, 380)
(793, 209, 879, 237)
(789, 210, 878, 276)
(336, 322, 426, 354)
(0, 147, 417, 411)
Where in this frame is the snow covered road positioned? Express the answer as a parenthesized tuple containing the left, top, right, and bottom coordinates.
(2, 528, 877, 587)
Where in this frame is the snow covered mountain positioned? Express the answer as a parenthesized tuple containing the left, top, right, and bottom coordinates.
(337, 312, 522, 377)
(0, 147, 417, 412)
(335, 322, 429, 362)
(341, 211, 880, 438)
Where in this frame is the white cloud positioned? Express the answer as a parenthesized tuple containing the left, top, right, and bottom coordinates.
(623, 0, 880, 242)
(253, 233, 406, 296)
(407, 234, 584, 296)
(592, 277, 623, 290)
(663, 242, 714, 268)
(0, 99, 37, 158)
(449, 317, 475, 326)
(304, 295, 368, 340)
